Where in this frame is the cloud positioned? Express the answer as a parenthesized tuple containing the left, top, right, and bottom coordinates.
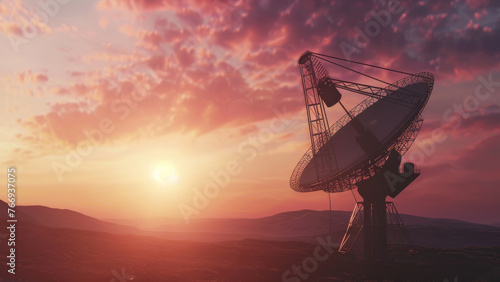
(96, 0, 175, 11)
(403, 131, 500, 223)
(15, 70, 49, 84)
(465, 0, 490, 10)
(0, 0, 56, 37)
(95, 0, 500, 82)
(459, 111, 500, 132)
(176, 8, 203, 26)
(454, 132, 500, 172)
(15, 56, 302, 150)
(12, 0, 500, 159)
(420, 105, 500, 137)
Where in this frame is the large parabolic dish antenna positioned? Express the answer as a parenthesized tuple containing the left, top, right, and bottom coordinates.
(290, 52, 434, 193)
(289, 51, 434, 258)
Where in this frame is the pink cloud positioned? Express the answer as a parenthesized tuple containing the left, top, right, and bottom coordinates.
(419, 106, 500, 139)
(454, 132, 500, 172)
(176, 45, 196, 68)
(0, 0, 52, 37)
(16, 57, 302, 150)
(176, 8, 203, 26)
(96, 0, 178, 11)
(406, 131, 500, 223)
(12, 0, 500, 164)
(466, 0, 489, 9)
(15, 70, 49, 84)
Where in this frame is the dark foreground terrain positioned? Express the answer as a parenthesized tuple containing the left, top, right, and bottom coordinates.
(0, 221, 499, 281)
(6, 200, 500, 248)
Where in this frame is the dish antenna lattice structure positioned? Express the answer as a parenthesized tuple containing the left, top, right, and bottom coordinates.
(290, 51, 434, 258)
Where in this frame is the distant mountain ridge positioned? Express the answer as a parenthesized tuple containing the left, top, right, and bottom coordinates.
(0, 200, 145, 235)
(490, 221, 500, 228)
(2, 200, 500, 248)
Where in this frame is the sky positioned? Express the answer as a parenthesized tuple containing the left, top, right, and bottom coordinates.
(0, 0, 499, 224)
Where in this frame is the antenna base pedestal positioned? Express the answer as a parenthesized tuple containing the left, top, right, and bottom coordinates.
(339, 151, 418, 259)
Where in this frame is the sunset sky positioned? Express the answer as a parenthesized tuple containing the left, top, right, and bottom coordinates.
(1, 0, 499, 224)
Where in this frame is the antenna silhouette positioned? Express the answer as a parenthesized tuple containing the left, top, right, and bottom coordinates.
(290, 51, 434, 258)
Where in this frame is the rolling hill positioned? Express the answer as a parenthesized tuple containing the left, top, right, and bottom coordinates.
(3, 200, 500, 248)
(0, 200, 145, 235)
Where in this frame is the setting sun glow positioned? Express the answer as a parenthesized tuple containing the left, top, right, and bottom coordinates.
(153, 164, 179, 185)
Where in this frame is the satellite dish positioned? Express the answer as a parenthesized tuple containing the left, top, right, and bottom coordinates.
(290, 51, 434, 258)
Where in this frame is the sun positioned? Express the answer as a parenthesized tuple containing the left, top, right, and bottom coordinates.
(153, 164, 179, 185)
